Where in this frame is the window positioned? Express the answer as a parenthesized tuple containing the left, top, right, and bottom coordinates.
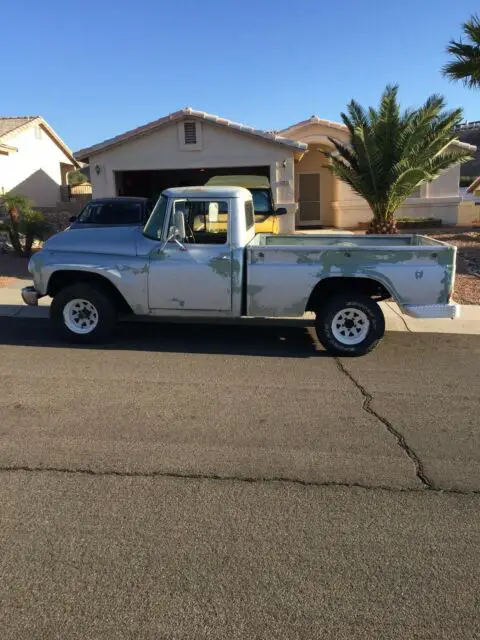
(172, 199, 229, 245)
(184, 122, 197, 144)
(144, 195, 168, 239)
(77, 201, 144, 225)
(251, 189, 273, 214)
(245, 200, 255, 229)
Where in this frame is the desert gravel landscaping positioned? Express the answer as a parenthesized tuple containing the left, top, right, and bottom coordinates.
(429, 229, 480, 304)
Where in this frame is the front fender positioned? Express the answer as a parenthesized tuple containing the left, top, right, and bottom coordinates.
(30, 250, 150, 315)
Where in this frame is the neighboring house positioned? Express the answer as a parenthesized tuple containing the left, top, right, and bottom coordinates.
(75, 108, 476, 230)
(0, 116, 79, 208)
(280, 116, 477, 227)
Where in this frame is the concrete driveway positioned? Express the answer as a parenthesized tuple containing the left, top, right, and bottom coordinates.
(0, 318, 479, 639)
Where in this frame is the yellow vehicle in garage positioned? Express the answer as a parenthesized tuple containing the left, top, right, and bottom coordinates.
(205, 175, 286, 233)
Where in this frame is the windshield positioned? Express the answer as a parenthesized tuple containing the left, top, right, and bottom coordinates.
(77, 201, 144, 225)
(251, 189, 273, 214)
(143, 194, 168, 239)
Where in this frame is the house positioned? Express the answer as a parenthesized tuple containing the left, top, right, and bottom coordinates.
(0, 116, 79, 209)
(280, 116, 477, 227)
(75, 108, 476, 230)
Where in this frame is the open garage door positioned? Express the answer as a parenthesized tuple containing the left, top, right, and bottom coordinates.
(115, 166, 270, 203)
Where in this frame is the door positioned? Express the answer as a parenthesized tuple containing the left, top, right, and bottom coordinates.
(297, 173, 321, 226)
(148, 198, 232, 312)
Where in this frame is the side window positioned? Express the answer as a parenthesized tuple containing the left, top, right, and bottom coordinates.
(245, 200, 255, 229)
(175, 200, 229, 245)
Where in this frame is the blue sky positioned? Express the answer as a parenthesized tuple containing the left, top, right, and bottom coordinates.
(3, 0, 479, 151)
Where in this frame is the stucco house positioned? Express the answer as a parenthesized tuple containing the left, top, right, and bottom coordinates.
(76, 108, 476, 231)
(0, 116, 78, 208)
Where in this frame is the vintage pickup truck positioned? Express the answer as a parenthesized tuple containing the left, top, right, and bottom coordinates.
(22, 186, 459, 356)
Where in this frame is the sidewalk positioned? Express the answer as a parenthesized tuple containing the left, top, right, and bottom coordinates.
(1, 279, 479, 334)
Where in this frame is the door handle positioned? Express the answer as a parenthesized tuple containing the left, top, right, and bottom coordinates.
(217, 255, 230, 261)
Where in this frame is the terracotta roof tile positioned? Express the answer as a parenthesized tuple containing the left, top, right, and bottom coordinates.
(75, 108, 307, 160)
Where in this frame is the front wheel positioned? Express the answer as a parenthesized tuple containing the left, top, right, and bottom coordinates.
(50, 283, 117, 343)
(314, 293, 385, 356)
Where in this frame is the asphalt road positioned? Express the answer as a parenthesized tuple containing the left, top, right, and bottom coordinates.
(0, 317, 479, 639)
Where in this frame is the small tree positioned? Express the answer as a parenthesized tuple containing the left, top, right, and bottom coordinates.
(326, 85, 472, 234)
(0, 193, 51, 256)
(443, 14, 480, 88)
(67, 169, 88, 186)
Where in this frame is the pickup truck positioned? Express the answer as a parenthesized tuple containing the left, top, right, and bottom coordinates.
(22, 186, 459, 356)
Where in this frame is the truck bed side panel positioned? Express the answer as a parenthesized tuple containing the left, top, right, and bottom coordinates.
(245, 246, 456, 317)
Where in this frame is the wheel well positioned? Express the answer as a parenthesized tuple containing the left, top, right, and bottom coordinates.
(47, 271, 133, 314)
(306, 277, 391, 312)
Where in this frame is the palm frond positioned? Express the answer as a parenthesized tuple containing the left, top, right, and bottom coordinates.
(443, 14, 480, 87)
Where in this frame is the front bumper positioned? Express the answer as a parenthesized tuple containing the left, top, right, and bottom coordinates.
(21, 286, 44, 307)
(402, 303, 460, 320)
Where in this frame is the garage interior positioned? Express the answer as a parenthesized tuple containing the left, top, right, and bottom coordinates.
(115, 166, 270, 201)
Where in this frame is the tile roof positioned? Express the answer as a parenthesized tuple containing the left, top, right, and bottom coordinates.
(75, 108, 308, 160)
(0, 116, 38, 139)
(0, 116, 78, 166)
(279, 115, 349, 136)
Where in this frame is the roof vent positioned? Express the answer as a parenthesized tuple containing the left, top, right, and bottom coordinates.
(184, 121, 197, 145)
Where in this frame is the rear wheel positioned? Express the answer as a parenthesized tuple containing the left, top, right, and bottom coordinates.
(50, 283, 117, 343)
(314, 293, 385, 356)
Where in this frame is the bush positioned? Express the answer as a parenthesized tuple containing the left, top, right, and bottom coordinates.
(0, 193, 51, 256)
(396, 217, 442, 228)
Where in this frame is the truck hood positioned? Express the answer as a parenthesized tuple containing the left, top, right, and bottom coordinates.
(43, 226, 142, 257)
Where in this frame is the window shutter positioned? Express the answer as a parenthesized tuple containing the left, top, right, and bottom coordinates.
(184, 122, 197, 145)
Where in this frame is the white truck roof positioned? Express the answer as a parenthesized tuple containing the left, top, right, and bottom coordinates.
(163, 186, 251, 199)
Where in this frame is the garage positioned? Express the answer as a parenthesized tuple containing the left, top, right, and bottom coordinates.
(75, 108, 306, 232)
(115, 165, 270, 200)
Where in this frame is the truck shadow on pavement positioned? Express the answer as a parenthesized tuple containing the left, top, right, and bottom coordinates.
(0, 317, 328, 358)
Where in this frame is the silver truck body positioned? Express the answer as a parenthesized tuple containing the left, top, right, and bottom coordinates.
(26, 186, 458, 323)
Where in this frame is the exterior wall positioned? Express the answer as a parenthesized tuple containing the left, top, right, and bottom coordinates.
(0, 125, 74, 207)
(88, 120, 297, 232)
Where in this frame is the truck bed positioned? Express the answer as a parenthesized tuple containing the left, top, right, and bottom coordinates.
(245, 233, 456, 318)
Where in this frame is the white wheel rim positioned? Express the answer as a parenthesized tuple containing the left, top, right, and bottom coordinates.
(331, 307, 370, 345)
(63, 298, 99, 335)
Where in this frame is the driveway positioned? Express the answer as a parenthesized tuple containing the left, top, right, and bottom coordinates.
(0, 318, 479, 639)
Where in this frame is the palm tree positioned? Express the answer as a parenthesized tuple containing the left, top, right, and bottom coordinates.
(443, 14, 480, 88)
(326, 85, 472, 234)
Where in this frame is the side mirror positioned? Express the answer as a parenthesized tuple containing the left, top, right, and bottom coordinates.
(169, 210, 186, 240)
(274, 207, 288, 216)
(69, 215, 77, 223)
(167, 210, 187, 250)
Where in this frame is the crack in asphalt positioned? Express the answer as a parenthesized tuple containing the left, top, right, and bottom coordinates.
(334, 358, 434, 490)
(0, 465, 478, 495)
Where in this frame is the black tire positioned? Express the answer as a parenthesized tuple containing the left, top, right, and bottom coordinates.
(50, 283, 117, 344)
(314, 292, 385, 356)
